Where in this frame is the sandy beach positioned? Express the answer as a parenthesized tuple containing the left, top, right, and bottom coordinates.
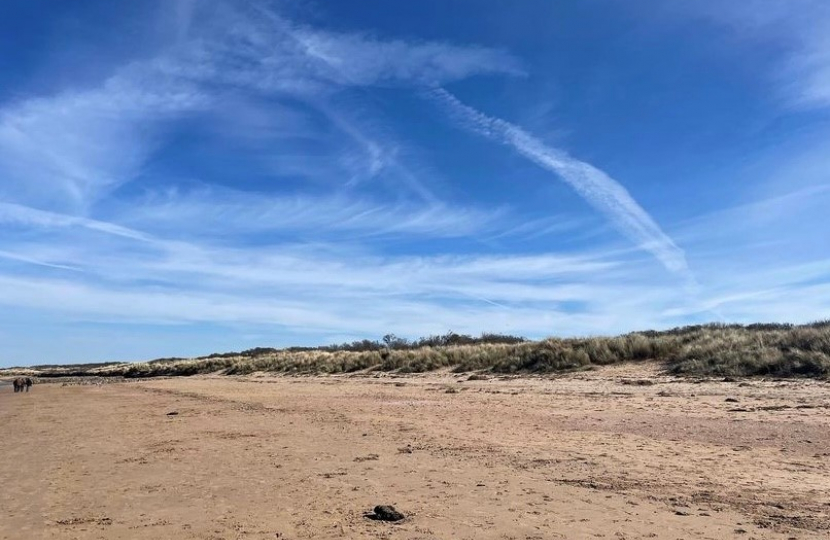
(2, 364, 829, 539)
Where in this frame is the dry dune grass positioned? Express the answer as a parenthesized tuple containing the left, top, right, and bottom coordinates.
(6, 321, 829, 380)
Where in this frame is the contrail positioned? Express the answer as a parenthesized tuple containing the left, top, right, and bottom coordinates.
(0, 250, 85, 272)
(427, 88, 691, 278)
(250, 4, 441, 204)
(0, 201, 155, 243)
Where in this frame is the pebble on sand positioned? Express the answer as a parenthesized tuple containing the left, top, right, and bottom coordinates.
(369, 505, 405, 522)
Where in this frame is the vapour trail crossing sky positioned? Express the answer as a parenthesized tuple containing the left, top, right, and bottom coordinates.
(427, 88, 691, 278)
(0, 0, 829, 364)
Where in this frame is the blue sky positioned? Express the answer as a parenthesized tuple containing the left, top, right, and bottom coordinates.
(1, 0, 830, 365)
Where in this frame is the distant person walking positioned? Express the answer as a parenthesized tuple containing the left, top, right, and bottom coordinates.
(12, 378, 32, 392)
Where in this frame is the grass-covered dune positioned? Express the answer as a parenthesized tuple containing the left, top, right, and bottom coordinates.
(4, 322, 830, 379)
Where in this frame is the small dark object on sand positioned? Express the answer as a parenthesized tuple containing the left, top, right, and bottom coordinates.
(724, 397, 739, 403)
(368, 505, 405, 522)
(620, 379, 654, 386)
(166, 411, 179, 416)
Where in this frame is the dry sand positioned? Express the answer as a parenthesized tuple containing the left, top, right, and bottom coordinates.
(1, 363, 829, 539)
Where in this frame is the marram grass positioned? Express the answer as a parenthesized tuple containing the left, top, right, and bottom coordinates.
(4, 323, 829, 379)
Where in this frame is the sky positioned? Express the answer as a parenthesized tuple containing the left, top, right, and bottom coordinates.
(1, 0, 830, 365)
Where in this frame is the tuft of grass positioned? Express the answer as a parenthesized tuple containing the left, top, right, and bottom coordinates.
(667, 324, 830, 377)
(4, 322, 829, 380)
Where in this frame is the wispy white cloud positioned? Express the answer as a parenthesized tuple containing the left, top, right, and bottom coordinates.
(672, 0, 830, 109)
(243, 4, 523, 89)
(672, 183, 830, 246)
(2, 228, 618, 296)
(652, 181, 830, 322)
(0, 196, 626, 316)
(154, 2, 521, 97)
(0, 235, 673, 340)
(6, 201, 829, 353)
(230, 4, 521, 201)
(315, 101, 439, 203)
(661, 269, 830, 324)
(287, 27, 524, 87)
(0, 68, 206, 212)
(0, 272, 638, 342)
(4, 179, 830, 363)
(0, 250, 84, 272)
(0, 0, 522, 213)
(483, 215, 591, 242)
(106, 187, 504, 240)
(0, 193, 652, 340)
(0, 201, 154, 242)
(17, 0, 830, 364)
(428, 88, 691, 278)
